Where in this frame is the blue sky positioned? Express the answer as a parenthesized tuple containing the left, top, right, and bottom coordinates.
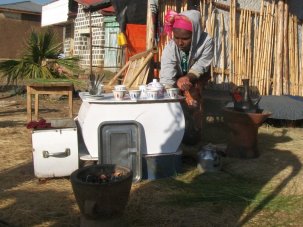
(0, 0, 53, 5)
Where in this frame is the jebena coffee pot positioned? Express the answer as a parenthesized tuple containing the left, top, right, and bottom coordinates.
(231, 79, 260, 113)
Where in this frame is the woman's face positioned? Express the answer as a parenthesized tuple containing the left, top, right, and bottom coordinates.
(173, 28, 192, 53)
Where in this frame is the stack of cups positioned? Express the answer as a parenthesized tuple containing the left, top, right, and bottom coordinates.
(113, 85, 127, 100)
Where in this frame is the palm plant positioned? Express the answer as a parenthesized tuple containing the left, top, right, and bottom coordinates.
(0, 29, 80, 85)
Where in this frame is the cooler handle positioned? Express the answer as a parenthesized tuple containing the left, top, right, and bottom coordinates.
(43, 148, 71, 158)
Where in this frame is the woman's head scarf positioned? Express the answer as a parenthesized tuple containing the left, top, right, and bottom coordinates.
(164, 10, 193, 39)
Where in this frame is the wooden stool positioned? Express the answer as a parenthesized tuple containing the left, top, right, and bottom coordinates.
(26, 82, 74, 122)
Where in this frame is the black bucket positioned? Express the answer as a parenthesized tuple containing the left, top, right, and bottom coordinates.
(70, 164, 133, 220)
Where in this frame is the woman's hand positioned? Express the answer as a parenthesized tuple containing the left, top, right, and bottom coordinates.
(177, 76, 193, 91)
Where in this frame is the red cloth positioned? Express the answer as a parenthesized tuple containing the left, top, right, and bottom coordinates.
(125, 24, 146, 60)
(26, 118, 51, 129)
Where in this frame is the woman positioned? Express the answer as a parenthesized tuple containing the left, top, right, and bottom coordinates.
(159, 9, 214, 145)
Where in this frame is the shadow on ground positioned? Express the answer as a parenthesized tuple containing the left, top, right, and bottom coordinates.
(126, 125, 301, 226)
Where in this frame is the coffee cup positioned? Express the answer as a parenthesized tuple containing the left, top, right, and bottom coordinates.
(167, 88, 179, 99)
(113, 90, 126, 100)
(114, 85, 127, 91)
(129, 90, 141, 100)
(147, 89, 159, 100)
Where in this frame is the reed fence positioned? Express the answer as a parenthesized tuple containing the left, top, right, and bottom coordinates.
(156, 0, 302, 96)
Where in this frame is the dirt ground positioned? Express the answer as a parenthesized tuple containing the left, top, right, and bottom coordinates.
(1, 87, 303, 227)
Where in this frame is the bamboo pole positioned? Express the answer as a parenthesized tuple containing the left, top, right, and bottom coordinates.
(260, 3, 271, 95)
(289, 15, 295, 95)
(252, 14, 259, 87)
(206, 1, 213, 35)
(229, 0, 234, 83)
(236, 37, 239, 84)
(247, 10, 252, 82)
(275, 0, 284, 95)
(256, 3, 266, 93)
(265, 2, 275, 95)
(244, 10, 249, 80)
(202, 0, 206, 30)
(220, 13, 225, 83)
(146, 0, 154, 50)
(294, 15, 299, 95)
(200, 0, 204, 29)
(283, 0, 289, 94)
(231, 0, 237, 84)
(233, 0, 237, 84)
(238, 10, 244, 83)
(254, 0, 264, 91)
(243, 10, 249, 80)
(273, 3, 279, 95)
(301, 19, 303, 96)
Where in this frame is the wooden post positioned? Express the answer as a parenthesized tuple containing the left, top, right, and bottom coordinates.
(146, 0, 154, 50)
(27, 85, 32, 122)
(89, 11, 93, 76)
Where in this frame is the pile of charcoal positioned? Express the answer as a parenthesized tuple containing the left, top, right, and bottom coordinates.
(82, 170, 125, 184)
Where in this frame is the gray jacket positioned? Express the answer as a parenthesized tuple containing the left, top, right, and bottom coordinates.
(159, 10, 214, 87)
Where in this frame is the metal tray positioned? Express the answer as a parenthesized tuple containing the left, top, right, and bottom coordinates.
(98, 120, 142, 183)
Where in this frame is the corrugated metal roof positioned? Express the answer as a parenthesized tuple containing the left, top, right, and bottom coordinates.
(75, 0, 112, 13)
(0, 1, 42, 14)
(74, 0, 104, 7)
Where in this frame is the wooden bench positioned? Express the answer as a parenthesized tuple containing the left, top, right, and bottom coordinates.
(26, 82, 74, 122)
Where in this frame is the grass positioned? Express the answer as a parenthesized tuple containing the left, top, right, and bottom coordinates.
(0, 92, 303, 226)
(124, 160, 303, 226)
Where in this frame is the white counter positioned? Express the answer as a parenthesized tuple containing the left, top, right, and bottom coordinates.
(77, 92, 185, 158)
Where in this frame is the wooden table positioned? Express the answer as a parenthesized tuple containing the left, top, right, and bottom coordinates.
(27, 82, 74, 122)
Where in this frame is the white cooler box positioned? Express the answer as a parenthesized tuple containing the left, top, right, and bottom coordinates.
(32, 119, 79, 178)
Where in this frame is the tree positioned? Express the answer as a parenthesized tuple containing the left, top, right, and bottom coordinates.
(0, 29, 80, 85)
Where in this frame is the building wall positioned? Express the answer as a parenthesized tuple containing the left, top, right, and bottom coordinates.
(0, 12, 63, 59)
(63, 23, 74, 56)
(0, 13, 38, 59)
(73, 4, 105, 69)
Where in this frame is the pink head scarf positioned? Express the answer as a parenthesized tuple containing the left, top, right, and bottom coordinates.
(164, 10, 193, 39)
